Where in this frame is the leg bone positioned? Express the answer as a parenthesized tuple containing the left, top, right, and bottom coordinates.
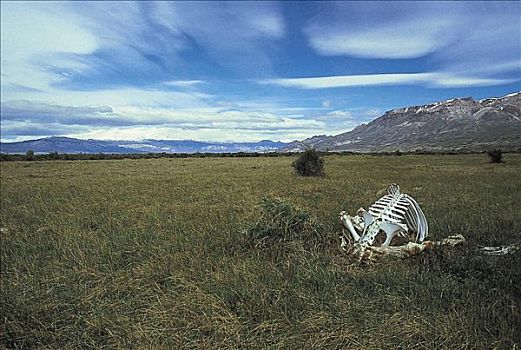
(340, 211, 361, 242)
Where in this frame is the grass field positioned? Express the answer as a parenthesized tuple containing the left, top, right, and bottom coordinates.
(1, 154, 520, 348)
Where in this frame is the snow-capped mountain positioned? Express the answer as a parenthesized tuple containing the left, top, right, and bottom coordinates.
(283, 92, 521, 152)
(0, 137, 288, 154)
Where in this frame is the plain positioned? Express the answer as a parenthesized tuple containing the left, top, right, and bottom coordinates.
(1, 154, 520, 348)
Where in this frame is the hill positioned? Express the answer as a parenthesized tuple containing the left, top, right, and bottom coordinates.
(284, 92, 521, 152)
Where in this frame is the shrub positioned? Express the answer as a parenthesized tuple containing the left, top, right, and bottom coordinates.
(25, 150, 34, 161)
(292, 148, 325, 177)
(246, 197, 324, 247)
(487, 149, 503, 163)
(48, 152, 60, 160)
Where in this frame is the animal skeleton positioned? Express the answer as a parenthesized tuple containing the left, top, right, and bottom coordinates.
(339, 184, 428, 252)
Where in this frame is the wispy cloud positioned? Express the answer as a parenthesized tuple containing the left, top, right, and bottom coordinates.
(0, 1, 292, 144)
(0, 2, 98, 91)
(149, 1, 285, 77)
(1, 1, 519, 143)
(68, 126, 314, 144)
(0, 100, 325, 142)
(262, 73, 517, 89)
(163, 80, 206, 87)
(307, 14, 456, 59)
(0, 100, 382, 143)
(305, 2, 521, 76)
(1, 1, 285, 100)
(3, 87, 214, 110)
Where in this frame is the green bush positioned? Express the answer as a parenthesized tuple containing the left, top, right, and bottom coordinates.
(292, 148, 325, 177)
(488, 149, 503, 163)
(246, 197, 323, 247)
(25, 150, 34, 161)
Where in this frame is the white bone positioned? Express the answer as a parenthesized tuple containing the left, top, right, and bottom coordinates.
(352, 235, 465, 261)
(379, 221, 408, 246)
(359, 210, 374, 228)
(340, 235, 349, 251)
(339, 212, 361, 242)
(351, 215, 364, 231)
(339, 184, 429, 251)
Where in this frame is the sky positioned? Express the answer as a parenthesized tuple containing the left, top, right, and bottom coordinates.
(1, 1, 520, 142)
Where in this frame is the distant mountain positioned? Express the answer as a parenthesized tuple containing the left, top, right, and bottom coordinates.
(3, 92, 520, 155)
(0, 137, 289, 154)
(283, 92, 521, 152)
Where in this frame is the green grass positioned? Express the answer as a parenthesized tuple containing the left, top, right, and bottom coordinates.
(1, 154, 520, 348)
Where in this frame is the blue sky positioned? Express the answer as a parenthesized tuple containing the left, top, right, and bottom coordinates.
(1, 1, 520, 142)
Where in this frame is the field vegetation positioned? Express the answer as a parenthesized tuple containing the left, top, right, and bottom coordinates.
(1, 154, 520, 348)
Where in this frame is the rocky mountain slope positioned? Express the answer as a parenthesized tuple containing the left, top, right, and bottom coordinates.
(284, 92, 521, 152)
(0, 137, 288, 154)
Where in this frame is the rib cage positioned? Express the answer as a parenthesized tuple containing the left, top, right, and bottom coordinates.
(368, 184, 428, 242)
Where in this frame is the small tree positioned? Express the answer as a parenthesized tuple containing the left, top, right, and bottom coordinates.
(25, 150, 34, 161)
(487, 149, 503, 163)
(292, 148, 325, 177)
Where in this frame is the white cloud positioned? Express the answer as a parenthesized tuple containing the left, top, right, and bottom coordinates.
(429, 74, 518, 88)
(264, 74, 429, 89)
(163, 80, 206, 87)
(67, 125, 312, 143)
(3, 86, 214, 109)
(327, 110, 351, 118)
(262, 72, 517, 89)
(0, 2, 98, 90)
(322, 100, 332, 108)
(307, 17, 456, 59)
(0, 3, 97, 56)
(148, 2, 285, 75)
(305, 2, 459, 59)
(310, 107, 382, 133)
(1, 99, 385, 143)
(0, 100, 330, 142)
(304, 1, 521, 80)
(0, 1, 287, 103)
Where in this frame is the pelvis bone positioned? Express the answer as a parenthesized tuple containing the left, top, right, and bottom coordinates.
(339, 184, 428, 252)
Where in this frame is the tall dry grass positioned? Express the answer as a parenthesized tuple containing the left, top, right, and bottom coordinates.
(1, 154, 520, 348)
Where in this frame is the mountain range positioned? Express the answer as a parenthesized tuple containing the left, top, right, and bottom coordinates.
(1, 91, 520, 154)
(284, 91, 521, 152)
(0, 137, 288, 154)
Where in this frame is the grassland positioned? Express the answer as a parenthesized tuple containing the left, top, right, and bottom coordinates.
(1, 154, 520, 348)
